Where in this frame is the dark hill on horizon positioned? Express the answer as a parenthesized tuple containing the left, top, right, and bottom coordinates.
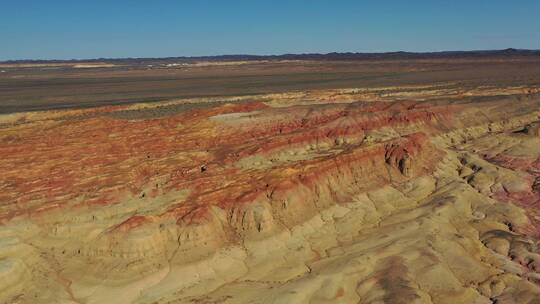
(3, 48, 540, 64)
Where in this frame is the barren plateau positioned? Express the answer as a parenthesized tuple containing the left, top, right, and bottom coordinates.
(1, 57, 540, 303)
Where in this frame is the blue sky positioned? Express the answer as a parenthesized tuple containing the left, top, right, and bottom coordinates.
(1, 0, 539, 60)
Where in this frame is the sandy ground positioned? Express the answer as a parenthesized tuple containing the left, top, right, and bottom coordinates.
(2, 57, 540, 113)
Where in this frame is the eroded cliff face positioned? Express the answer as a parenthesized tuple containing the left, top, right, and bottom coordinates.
(1, 83, 540, 303)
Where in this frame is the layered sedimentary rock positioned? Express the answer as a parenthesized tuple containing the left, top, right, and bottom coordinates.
(1, 83, 540, 303)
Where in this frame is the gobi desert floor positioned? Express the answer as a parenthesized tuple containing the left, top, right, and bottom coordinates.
(2, 58, 540, 303)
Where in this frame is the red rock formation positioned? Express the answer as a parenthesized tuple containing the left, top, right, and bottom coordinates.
(2, 83, 540, 303)
(0, 94, 536, 248)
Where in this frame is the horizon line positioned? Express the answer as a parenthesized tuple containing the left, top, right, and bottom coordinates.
(2, 48, 540, 63)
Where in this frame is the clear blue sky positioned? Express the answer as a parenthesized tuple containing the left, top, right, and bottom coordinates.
(1, 0, 539, 60)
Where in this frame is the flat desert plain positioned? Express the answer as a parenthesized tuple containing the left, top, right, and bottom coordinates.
(1, 57, 540, 303)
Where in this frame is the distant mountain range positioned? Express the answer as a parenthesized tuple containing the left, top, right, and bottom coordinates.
(3, 48, 540, 64)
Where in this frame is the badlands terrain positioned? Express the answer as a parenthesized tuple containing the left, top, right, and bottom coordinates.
(1, 56, 540, 303)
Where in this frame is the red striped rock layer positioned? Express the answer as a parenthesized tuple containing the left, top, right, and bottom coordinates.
(0, 96, 537, 253)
